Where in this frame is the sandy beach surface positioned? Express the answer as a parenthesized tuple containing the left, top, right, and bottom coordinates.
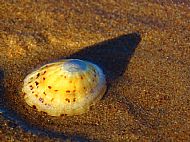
(0, 0, 189, 141)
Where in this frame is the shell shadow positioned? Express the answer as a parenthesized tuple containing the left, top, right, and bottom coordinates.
(67, 32, 141, 84)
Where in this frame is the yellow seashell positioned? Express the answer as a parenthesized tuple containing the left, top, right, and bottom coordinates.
(22, 59, 107, 116)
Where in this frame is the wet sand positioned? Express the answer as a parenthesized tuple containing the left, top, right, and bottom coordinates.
(0, 1, 190, 141)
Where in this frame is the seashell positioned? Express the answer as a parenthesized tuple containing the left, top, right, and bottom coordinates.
(22, 59, 107, 116)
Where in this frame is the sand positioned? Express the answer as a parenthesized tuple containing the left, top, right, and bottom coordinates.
(0, 0, 189, 141)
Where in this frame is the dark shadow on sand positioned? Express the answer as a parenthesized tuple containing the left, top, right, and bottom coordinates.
(67, 32, 141, 84)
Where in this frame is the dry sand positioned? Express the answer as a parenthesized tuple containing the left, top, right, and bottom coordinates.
(0, 0, 190, 141)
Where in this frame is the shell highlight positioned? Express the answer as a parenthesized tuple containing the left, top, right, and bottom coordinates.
(22, 59, 107, 116)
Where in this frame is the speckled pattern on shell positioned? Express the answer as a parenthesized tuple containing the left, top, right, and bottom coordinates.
(22, 59, 107, 116)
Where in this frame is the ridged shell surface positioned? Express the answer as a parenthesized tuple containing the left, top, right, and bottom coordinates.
(22, 59, 107, 116)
